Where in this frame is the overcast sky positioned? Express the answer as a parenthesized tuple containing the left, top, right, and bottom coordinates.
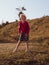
(0, 0, 49, 24)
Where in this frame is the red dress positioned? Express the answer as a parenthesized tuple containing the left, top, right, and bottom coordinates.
(18, 21, 30, 41)
(18, 21, 30, 35)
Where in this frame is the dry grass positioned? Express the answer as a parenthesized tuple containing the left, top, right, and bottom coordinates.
(0, 16, 49, 43)
(0, 42, 49, 65)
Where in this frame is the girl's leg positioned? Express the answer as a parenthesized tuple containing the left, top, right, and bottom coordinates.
(25, 41, 29, 52)
(13, 40, 21, 52)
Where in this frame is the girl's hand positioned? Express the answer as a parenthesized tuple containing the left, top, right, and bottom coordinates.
(18, 33, 22, 36)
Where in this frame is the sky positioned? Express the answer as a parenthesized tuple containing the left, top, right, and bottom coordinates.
(0, 0, 49, 24)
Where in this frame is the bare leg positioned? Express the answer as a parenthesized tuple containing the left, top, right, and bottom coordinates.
(25, 41, 29, 52)
(13, 40, 21, 52)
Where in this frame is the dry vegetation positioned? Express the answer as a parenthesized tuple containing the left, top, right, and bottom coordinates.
(0, 16, 49, 65)
(0, 43, 49, 65)
(0, 16, 49, 43)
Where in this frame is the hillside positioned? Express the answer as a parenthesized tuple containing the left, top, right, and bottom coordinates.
(0, 16, 49, 43)
(0, 16, 49, 65)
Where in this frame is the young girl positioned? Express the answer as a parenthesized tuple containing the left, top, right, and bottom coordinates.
(13, 13, 30, 52)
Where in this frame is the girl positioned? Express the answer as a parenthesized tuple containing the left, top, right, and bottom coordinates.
(13, 13, 30, 52)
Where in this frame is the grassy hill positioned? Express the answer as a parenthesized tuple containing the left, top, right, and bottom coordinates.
(0, 16, 49, 65)
(0, 21, 18, 43)
(29, 16, 49, 45)
(0, 16, 49, 43)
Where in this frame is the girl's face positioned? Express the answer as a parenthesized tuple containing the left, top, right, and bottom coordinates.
(20, 14, 26, 22)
